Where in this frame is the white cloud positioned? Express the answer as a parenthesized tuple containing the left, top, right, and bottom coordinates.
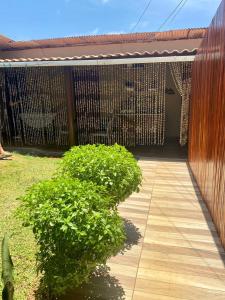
(106, 31, 125, 35)
(89, 0, 110, 5)
(89, 27, 99, 35)
(64, 27, 99, 37)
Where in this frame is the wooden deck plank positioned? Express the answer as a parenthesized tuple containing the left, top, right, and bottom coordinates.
(63, 158, 225, 299)
(134, 278, 225, 300)
(130, 158, 225, 299)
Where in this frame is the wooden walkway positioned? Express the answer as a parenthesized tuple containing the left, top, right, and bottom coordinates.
(63, 158, 225, 300)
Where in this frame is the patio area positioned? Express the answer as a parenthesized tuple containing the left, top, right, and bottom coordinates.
(63, 156, 225, 300)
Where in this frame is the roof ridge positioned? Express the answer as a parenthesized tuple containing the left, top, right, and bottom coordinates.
(14, 27, 207, 43)
(2, 27, 207, 52)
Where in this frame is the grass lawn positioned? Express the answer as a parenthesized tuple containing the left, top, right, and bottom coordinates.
(0, 153, 60, 300)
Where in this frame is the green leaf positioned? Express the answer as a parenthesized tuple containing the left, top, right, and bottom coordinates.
(1, 234, 14, 300)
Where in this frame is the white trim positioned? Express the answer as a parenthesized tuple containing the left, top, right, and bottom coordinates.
(0, 55, 195, 68)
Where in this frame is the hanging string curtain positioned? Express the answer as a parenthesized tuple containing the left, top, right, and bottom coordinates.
(135, 63, 166, 146)
(170, 62, 192, 146)
(73, 63, 166, 146)
(0, 69, 12, 144)
(2, 67, 69, 146)
(1, 61, 196, 148)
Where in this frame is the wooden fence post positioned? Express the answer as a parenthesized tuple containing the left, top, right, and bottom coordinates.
(64, 66, 77, 146)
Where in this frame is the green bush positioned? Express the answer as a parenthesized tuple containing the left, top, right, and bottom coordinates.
(61, 144, 142, 205)
(18, 177, 125, 296)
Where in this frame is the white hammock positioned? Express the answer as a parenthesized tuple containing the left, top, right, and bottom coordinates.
(20, 113, 57, 129)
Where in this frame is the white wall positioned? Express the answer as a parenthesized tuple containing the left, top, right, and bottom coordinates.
(165, 68, 181, 141)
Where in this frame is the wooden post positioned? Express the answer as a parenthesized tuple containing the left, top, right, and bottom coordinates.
(64, 66, 77, 146)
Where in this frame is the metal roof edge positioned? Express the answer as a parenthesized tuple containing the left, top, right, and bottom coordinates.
(0, 54, 195, 68)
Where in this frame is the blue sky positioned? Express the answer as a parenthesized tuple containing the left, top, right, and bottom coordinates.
(0, 0, 222, 41)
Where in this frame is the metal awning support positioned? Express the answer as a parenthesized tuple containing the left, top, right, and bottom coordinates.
(0, 55, 195, 68)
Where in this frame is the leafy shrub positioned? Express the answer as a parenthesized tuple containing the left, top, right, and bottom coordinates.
(18, 177, 125, 296)
(61, 144, 142, 205)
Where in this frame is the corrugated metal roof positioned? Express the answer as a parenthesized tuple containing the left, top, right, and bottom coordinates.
(0, 35, 14, 50)
(3, 28, 206, 51)
(0, 48, 197, 63)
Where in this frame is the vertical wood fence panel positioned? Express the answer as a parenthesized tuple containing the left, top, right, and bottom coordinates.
(189, 0, 225, 248)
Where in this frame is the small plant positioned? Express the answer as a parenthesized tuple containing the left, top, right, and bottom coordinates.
(18, 177, 125, 296)
(61, 144, 142, 205)
(1, 234, 14, 300)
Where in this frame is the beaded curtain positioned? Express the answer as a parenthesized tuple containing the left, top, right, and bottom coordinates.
(0, 69, 12, 144)
(73, 63, 166, 146)
(1, 67, 69, 146)
(0, 62, 191, 148)
(170, 62, 192, 146)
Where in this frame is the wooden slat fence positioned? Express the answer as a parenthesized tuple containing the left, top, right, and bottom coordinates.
(189, 0, 225, 248)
